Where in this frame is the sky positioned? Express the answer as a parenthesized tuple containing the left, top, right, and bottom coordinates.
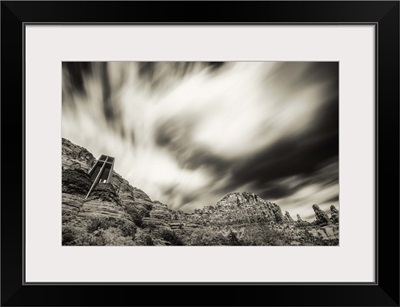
(62, 62, 338, 221)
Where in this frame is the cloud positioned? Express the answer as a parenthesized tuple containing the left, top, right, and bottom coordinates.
(62, 62, 338, 219)
(262, 161, 339, 221)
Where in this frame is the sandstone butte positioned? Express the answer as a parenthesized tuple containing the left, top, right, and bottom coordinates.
(62, 138, 339, 246)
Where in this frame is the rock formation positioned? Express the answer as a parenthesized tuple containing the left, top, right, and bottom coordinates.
(285, 211, 294, 224)
(296, 214, 303, 222)
(62, 138, 339, 246)
(312, 204, 331, 225)
(330, 205, 339, 223)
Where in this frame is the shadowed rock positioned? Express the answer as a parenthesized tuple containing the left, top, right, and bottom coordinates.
(271, 204, 285, 224)
(62, 168, 91, 195)
(312, 204, 331, 225)
(62, 137, 339, 246)
(330, 205, 339, 224)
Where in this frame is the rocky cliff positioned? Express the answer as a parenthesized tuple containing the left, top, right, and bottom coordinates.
(62, 138, 339, 246)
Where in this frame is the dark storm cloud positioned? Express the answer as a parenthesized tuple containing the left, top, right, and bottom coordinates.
(214, 63, 339, 201)
(258, 159, 339, 201)
(136, 62, 226, 91)
(62, 62, 92, 96)
(98, 63, 113, 123)
(63, 62, 129, 137)
(227, 130, 338, 194)
(326, 195, 339, 202)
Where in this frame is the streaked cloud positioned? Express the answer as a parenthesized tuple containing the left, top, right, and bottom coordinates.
(62, 62, 338, 220)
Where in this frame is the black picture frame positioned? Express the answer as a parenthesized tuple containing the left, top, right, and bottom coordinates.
(1, 1, 399, 306)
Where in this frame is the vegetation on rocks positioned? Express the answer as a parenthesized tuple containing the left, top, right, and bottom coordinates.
(62, 138, 339, 246)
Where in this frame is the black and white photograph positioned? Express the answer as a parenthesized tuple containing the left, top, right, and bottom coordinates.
(3, 1, 398, 305)
(61, 62, 339, 246)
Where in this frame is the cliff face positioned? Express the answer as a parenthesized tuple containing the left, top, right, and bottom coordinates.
(62, 138, 339, 246)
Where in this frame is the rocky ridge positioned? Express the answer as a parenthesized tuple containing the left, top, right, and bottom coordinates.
(62, 138, 339, 246)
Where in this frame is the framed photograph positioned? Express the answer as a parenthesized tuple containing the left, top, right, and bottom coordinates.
(2, 1, 399, 306)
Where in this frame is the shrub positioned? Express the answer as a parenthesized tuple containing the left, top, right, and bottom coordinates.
(227, 231, 242, 246)
(76, 233, 106, 246)
(239, 225, 291, 246)
(188, 228, 230, 246)
(124, 205, 150, 228)
(62, 226, 77, 245)
(145, 236, 154, 246)
(87, 217, 112, 232)
(132, 230, 155, 246)
(86, 216, 135, 238)
(101, 227, 135, 246)
(160, 230, 184, 246)
(62, 226, 107, 246)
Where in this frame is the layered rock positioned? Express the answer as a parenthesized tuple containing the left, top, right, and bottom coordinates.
(62, 139, 138, 245)
(62, 138, 339, 246)
(62, 138, 95, 172)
